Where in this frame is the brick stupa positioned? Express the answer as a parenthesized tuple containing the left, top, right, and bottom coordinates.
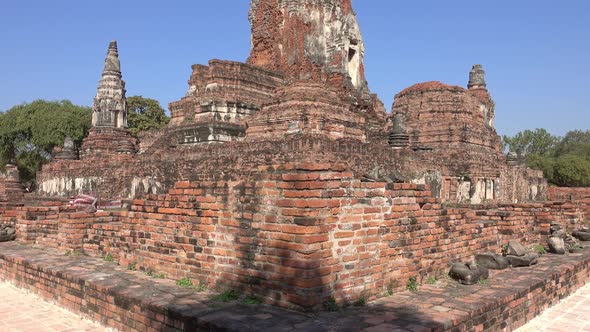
(79, 41, 136, 159)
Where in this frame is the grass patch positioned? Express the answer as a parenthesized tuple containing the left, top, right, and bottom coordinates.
(406, 276, 418, 293)
(478, 278, 489, 286)
(533, 244, 547, 255)
(242, 295, 263, 305)
(387, 280, 399, 296)
(426, 276, 437, 285)
(323, 297, 339, 312)
(353, 298, 367, 307)
(65, 250, 72, 256)
(175, 277, 207, 292)
(103, 253, 114, 262)
(214, 290, 240, 303)
(194, 284, 207, 292)
(127, 261, 137, 271)
(501, 244, 509, 255)
(176, 277, 193, 287)
(145, 269, 165, 279)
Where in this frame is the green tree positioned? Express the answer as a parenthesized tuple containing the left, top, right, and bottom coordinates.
(525, 153, 556, 182)
(553, 154, 590, 187)
(502, 128, 558, 157)
(504, 129, 590, 187)
(0, 100, 91, 187)
(554, 130, 590, 157)
(127, 96, 169, 137)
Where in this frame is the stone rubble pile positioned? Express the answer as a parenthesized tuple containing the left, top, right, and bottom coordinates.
(449, 239, 538, 285)
(573, 227, 590, 242)
(0, 225, 16, 242)
(504, 240, 539, 267)
(549, 222, 583, 254)
(449, 261, 489, 285)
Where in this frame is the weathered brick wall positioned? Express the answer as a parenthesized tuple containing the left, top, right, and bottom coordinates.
(0, 203, 18, 228)
(392, 82, 500, 153)
(16, 163, 590, 310)
(83, 212, 124, 257)
(36, 122, 545, 207)
(245, 83, 368, 142)
(548, 187, 590, 201)
(470, 201, 587, 245)
(12, 203, 108, 251)
(0, 165, 25, 202)
(169, 59, 284, 126)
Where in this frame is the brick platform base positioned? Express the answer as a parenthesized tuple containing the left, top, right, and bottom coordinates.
(1, 241, 589, 332)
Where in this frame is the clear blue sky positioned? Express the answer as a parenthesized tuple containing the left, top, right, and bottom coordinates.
(1, 0, 588, 136)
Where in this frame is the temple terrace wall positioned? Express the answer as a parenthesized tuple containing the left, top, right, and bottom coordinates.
(8, 163, 590, 310)
(548, 187, 590, 201)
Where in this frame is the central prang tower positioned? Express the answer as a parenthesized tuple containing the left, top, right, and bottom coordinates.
(244, 0, 387, 142)
(167, 0, 387, 145)
(247, 0, 368, 95)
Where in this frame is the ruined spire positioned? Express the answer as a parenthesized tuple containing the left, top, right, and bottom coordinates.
(388, 113, 410, 149)
(247, 0, 368, 93)
(468, 64, 487, 89)
(102, 41, 121, 76)
(92, 40, 128, 128)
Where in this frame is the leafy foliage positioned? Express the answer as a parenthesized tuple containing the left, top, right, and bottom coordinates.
(214, 290, 240, 303)
(127, 96, 169, 137)
(0, 97, 167, 189)
(502, 129, 558, 157)
(406, 276, 418, 292)
(503, 129, 590, 187)
(323, 297, 339, 312)
(0, 100, 91, 188)
(553, 154, 590, 187)
(533, 244, 547, 255)
(176, 277, 194, 287)
(555, 130, 590, 157)
(242, 295, 263, 305)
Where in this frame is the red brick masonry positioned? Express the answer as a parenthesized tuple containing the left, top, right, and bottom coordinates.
(548, 187, 590, 201)
(4, 163, 590, 310)
(0, 242, 589, 331)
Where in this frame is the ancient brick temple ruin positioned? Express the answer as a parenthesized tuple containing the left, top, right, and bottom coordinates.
(1, 0, 589, 314)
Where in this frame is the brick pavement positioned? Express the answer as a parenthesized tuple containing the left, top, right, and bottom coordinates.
(0, 282, 110, 332)
(516, 283, 590, 332)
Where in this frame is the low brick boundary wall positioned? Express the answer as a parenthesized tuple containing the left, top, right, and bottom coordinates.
(1, 242, 590, 332)
(5, 164, 590, 310)
(548, 187, 590, 201)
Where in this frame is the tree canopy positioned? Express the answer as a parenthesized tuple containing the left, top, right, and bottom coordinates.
(502, 128, 558, 157)
(0, 100, 92, 188)
(503, 129, 590, 187)
(127, 96, 169, 137)
(0, 97, 169, 189)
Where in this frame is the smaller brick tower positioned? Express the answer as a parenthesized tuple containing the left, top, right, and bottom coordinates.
(92, 41, 127, 128)
(0, 164, 25, 203)
(468, 64, 487, 89)
(80, 41, 136, 159)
